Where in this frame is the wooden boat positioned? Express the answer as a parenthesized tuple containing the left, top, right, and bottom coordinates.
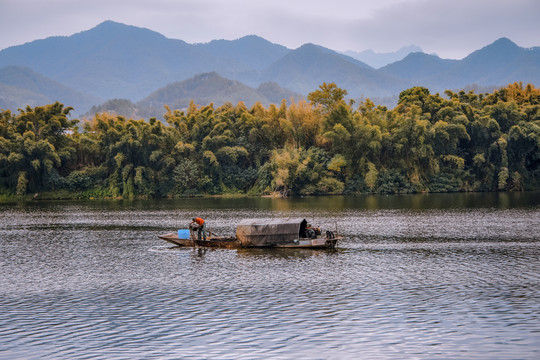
(158, 218, 340, 249)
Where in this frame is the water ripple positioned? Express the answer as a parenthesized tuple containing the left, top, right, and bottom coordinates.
(0, 196, 539, 359)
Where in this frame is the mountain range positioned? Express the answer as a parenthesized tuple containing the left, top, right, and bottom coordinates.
(0, 20, 539, 118)
(88, 72, 301, 119)
(342, 45, 424, 69)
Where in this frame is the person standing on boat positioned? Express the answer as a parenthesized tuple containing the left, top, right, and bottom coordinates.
(191, 217, 207, 241)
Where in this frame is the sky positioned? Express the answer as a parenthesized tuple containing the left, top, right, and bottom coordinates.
(1, 0, 539, 59)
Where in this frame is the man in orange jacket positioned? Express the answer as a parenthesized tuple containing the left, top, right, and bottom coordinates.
(191, 217, 207, 241)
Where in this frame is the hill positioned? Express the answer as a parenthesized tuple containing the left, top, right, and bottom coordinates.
(256, 82, 302, 104)
(260, 43, 407, 99)
(0, 66, 99, 113)
(86, 72, 301, 119)
(383, 38, 540, 92)
(84, 99, 140, 119)
(139, 72, 269, 112)
(379, 53, 458, 87)
(194, 35, 290, 71)
(431, 38, 540, 89)
(0, 83, 50, 111)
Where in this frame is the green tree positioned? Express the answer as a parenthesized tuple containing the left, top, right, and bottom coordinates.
(308, 82, 348, 114)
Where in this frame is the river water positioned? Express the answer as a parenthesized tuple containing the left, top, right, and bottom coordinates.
(0, 192, 539, 359)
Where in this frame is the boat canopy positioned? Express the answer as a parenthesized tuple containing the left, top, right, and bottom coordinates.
(236, 218, 308, 246)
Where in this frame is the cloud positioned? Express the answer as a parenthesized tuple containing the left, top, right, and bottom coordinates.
(0, 0, 539, 57)
(340, 0, 540, 58)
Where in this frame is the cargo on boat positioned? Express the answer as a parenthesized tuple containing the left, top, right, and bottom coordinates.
(236, 218, 339, 248)
(158, 218, 339, 249)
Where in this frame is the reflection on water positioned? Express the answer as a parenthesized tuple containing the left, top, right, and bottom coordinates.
(0, 192, 539, 359)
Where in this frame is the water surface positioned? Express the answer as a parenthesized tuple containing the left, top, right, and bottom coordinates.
(1, 192, 539, 359)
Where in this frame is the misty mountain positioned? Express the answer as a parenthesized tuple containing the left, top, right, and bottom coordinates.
(312, 44, 373, 70)
(429, 38, 540, 90)
(86, 72, 301, 119)
(85, 99, 140, 120)
(343, 45, 423, 68)
(194, 35, 290, 71)
(0, 21, 539, 118)
(193, 35, 292, 87)
(139, 72, 270, 110)
(0, 65, 99, 112)
(382, 38, 540, 92)
(260, 43, 407, 98)
(379, 53, 458, 86)
(0, 83, 50, 111)
(256, 81, 302, 104)
(0, 21, 239, 100)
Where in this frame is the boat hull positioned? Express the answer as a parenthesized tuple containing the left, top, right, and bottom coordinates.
(274, 237, 340, 248)
(194, 238, 241, 249)
(157, 233, 240, 248)
(158, 233, 339, 249)
(157, 233, 194, 246)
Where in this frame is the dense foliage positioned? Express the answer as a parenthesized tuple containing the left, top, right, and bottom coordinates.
(1, 82, 539, 199)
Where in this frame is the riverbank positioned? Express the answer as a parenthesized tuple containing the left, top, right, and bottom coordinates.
(0, 189, 262, 202)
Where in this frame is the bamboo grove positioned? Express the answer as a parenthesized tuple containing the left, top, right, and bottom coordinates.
(0, 82, 539, 199)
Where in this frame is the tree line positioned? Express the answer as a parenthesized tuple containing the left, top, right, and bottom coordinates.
(0, 82, 539, 199)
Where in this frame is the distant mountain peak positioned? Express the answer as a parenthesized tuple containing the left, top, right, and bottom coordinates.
(397, 45, 423, 53)
(474, 37, 520, 54)
(195, 35, 290, 71)
(237, 34, 270, 42)
(212, 34, 261, 45)
(293, 43, 332, 55)
(492, 37, 517, 46)
(462, 37, 522, 64)
(86, 20, 139, 33)
(92, 20, 155, 32)
(379, 51, 457, 81)
(297, 43, 320, 50)
(233, 35, 290, 49)
(402, 52, 440, 61)
(342, 45, 424, 68)
(360, 45, 423, 56)
(78, 20, 168, 41)
(96, 20, 124, 27)
(285, 43, 372, 70)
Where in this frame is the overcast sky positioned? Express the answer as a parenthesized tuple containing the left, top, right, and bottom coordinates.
(1, 0, 539, 59)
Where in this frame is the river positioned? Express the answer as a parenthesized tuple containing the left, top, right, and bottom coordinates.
(0, 192, 539, 359)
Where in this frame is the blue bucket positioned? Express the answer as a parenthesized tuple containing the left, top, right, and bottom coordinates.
(178, 229, 191, 239)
